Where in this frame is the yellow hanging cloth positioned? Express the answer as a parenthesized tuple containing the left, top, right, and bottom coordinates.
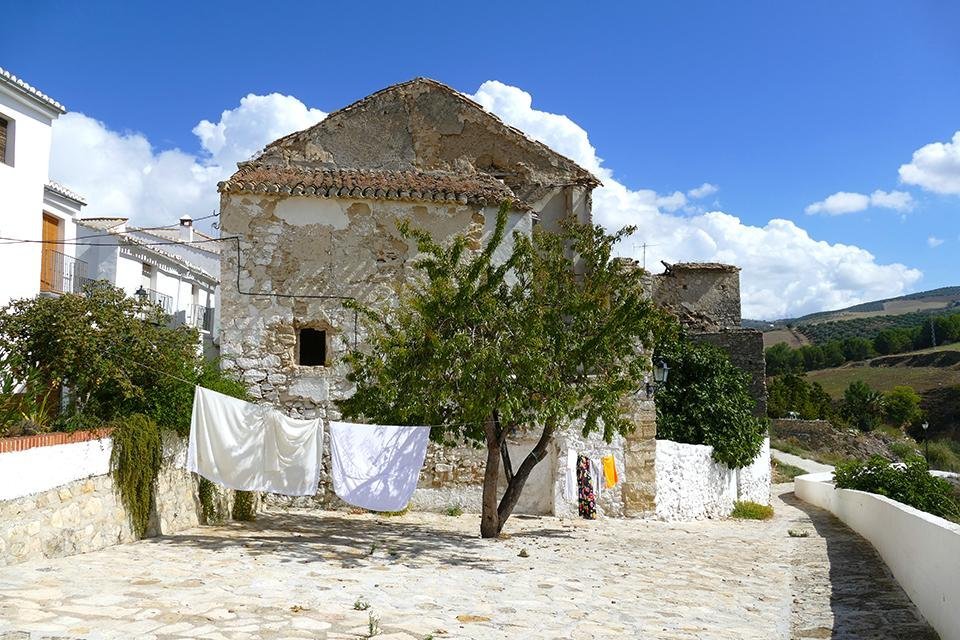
(601, 455, 618, 488)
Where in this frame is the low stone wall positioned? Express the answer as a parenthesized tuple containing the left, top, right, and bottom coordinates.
(654, 438, 770, 520)
(796, 471, 960, 640)
(0, 434, 237, 567)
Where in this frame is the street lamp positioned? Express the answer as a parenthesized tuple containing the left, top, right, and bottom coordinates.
(922, 421, 929, 464)
(646, 359, 670, 398)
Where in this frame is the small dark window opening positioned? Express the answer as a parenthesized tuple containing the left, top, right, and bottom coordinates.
(298, 328, 327, 366)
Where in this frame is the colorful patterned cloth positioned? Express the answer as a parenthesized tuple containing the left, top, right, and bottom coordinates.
(576, 454, 597, 519)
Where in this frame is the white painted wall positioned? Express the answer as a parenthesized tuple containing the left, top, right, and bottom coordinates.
(796, 472, 960, 640)
(655, 437, 771, 520)
(0, 438, 111, 500)
(0, 86, 59, 307)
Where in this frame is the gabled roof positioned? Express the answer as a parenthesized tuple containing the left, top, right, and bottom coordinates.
(225, 78, 599, 207)
(0, 67, 66, 114)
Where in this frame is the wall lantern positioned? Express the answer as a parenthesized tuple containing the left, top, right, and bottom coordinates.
(135, 285, 148, 302)
(645, 360, 670, 398)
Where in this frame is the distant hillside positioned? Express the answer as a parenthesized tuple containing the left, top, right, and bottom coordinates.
(748, 286, 960, 346)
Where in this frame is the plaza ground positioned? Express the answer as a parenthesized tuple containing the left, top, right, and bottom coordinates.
(0, 486, 936, 639)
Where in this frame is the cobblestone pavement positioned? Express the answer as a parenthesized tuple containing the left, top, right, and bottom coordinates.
(0, 486, 937, 639)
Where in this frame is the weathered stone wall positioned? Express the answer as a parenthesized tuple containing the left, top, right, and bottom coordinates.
(692, 329, 768, 417)
(219, 193, 531, 421)
(0, 436, 249, 567)
(653, 263, 741, 332)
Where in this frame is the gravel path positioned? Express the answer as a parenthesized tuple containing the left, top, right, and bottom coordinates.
(0, 486, 937, 639)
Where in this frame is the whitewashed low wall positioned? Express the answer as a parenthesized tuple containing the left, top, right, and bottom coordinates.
(0, 437, 112, 501)
(0, 436, 202, 566)
(655, 437, 770, 520)
(796, 472, 960, 640)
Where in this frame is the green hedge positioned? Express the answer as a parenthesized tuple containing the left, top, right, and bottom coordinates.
(833, 456, 960, 522)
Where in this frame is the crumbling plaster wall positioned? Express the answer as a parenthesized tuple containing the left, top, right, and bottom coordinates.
(219, 193, 531, 419)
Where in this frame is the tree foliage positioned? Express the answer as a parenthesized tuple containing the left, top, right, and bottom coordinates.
(0, 280, 246, 435)
(767, 373, 834, 420)
(883, 385, 924, 428)
(654, 335, 767, 468)
(840, 380, 886, 432)
(338, 204, 668, 536)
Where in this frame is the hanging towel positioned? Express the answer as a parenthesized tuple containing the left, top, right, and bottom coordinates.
(329, 421, 431, 512)
(601, 455, 619, 488)
(588, 457, 604, 500)
(563, 448, 578, 502)
(187, 386, 323, 496)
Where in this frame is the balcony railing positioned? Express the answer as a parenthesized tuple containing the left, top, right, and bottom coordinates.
(40, 250, 88, 295)
(145, 288, 173, 314)
(184, 304, 214, 332)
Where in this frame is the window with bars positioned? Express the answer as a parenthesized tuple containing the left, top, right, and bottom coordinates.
(0, 117, 8, 165)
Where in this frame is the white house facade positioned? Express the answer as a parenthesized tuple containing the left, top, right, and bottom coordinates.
(0, 67, 86, 307)
(76, 215, 221, 351)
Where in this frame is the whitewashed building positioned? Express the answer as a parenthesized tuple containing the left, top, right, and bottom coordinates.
(76, 215, 221, 350)
(0, 67, 87, 307)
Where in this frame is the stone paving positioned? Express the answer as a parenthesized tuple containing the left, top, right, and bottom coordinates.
(0, 486, 937, 639)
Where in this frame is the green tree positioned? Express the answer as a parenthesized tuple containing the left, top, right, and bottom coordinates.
(0, 280, 199, 427)
(767, 373, 833, 420)
(884, 385, 923, 428)
(338, 205, 667, 537)
(764, 343, 802, 376)
(840, 380, 885, 431)
(655, 336, 767, 468)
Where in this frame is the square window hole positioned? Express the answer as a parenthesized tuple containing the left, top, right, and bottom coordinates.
(297, 328, 327, 366)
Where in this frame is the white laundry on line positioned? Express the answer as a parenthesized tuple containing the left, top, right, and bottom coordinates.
(187, 386, 323, 496)
(328, 421, 431, 512)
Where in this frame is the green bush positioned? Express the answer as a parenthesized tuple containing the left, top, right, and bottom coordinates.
(731, 501, 774, 520)
(109, 413, 163, 538)
(833, 456, 960, 521)
(656, 336, 766, 468)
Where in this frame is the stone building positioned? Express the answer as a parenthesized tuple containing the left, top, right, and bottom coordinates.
(217, 78, 760, 518)
(652, 262, 767, 416)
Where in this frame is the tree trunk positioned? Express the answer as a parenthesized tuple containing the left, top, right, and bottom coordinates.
(495, 423, 555, 534)
(479, 415, 501, 538)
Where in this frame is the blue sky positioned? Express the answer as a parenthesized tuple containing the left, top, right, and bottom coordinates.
(4, 1, 959, 318)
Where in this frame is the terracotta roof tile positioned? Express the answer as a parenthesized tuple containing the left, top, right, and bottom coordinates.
(45, 181, 87, 205)
(219, 165, 528, 210)
(78, 217, 128, 231)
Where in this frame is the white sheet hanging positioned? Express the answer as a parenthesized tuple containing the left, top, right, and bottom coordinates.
(328, 421, 431, 512)
(187, 386, 323, 496)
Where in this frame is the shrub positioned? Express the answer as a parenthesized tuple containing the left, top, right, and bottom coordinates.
(772, 459, 806, 482)
(444, 505, 464, 517)
(884, 386, 923, 428)
(833, 456, 960, 521)
(840, 380, 885, 432)
(656, 336, 767, 468)
(731, 501, 774, 520)
(109, 413, 163, 538)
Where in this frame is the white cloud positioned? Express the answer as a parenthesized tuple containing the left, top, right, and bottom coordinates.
(804, 189, 914, 216)
(928, 236, 944, 248)
(469, 81, 922, 319)
(655, 191, 688, 212)
(50, 81, 923, 319)
(688, 182, 718, 199)
(868, 189, 915, 212)
(899, 131, 960, 194)
(50, 94, 326, 226)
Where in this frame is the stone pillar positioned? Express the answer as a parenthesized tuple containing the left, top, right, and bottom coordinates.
(621, 396, 657, 517)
